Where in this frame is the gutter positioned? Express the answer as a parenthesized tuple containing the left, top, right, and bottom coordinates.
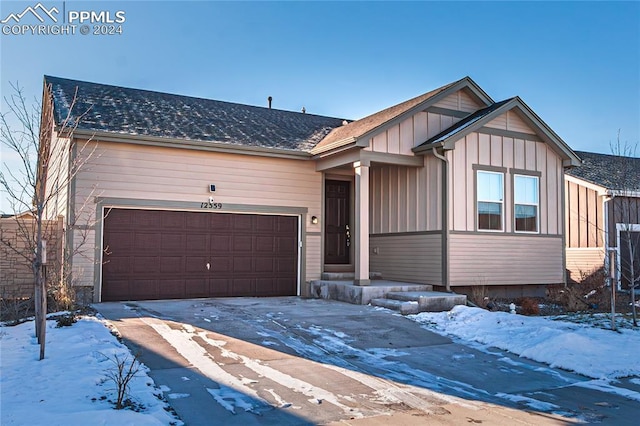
(432, 146, 450, 292)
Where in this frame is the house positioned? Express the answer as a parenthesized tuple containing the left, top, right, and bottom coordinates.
(565, 151, 640, 288)
(40, 75, 581, 303)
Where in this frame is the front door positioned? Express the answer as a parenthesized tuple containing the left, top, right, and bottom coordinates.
(325, 180, 350, 264)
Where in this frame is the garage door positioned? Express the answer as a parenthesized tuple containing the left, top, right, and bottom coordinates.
(101, 208, 298, 301)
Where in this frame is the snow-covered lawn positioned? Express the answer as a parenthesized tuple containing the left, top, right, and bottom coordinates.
(0, 316, 180, 426)
(410, 306, 640, 380)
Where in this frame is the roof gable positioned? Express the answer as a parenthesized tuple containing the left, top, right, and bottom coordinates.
(567, 151, 640, 192)
(413, 97, 581, 167)
(44, 76, 346, 153)
(310, 76, 494, 155)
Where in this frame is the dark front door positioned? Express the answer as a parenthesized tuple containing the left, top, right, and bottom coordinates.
(325, 180, 350, 264)
(101, 208, 298, 301)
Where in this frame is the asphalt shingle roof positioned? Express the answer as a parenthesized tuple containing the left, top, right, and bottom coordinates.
(45, 76, 347, 152)
(567, 150, 640, 192)
(312, 79, 461, 153)
(415, 98, 514, 148)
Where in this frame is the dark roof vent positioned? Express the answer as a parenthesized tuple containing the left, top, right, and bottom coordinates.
(268, 96, 272, 109)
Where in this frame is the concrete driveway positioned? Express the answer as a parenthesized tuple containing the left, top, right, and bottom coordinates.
(95, 298, 637, 425)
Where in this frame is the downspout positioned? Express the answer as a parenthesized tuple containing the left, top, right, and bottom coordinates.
(432, 147, 450, 292)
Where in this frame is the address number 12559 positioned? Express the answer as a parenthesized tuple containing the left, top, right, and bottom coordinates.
(201, 202, 223, 209)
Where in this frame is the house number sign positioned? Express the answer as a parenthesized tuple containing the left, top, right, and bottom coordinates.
(201, 201, 223, 209)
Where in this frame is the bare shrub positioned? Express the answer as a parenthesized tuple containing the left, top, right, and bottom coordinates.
(102, 352, 142, 410)
(520, 298, 540, 315)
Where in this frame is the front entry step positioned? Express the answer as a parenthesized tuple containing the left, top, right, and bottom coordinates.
(371, 291, 467, 315)
(321, 271, 383, 280)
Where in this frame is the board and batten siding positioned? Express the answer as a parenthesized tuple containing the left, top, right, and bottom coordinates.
(370, 233, 442, 285)
(449, 129, 564, 235)
(565, 180, 604, 248)
(449, 234, 564, 286)
(71, 140, 324, 288)
(369, 155, 442, 234)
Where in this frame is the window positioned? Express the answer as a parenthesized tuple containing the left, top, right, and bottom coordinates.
(514, 175, 539, 232)
(477, 171, 504, 231)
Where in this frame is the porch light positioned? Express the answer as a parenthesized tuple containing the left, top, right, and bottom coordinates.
(311, 216, 318, 225)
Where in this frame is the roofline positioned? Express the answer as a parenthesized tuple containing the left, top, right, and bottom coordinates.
(413, 97, 582, 167)
(70, 129, 314, 160)
(310, 76, 493, 156)
(564, 174, 608, 195)
(608, 190, 640, 198)
(44, 75, 346, 122)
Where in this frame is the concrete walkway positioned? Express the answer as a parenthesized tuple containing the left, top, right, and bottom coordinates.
(94, 297, 638, 425)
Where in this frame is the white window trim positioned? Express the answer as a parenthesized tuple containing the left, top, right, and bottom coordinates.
(514, 174, 540, 234)
(477, 170, 504, 232)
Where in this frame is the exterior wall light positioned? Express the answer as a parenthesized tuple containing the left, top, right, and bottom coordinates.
(311, 216, 318, 225)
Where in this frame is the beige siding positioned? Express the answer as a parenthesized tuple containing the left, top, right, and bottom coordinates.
(370, 233, 442, 285)
(306, 235, 322, 280)
(370, 155, 441, 234)
(433, 89, 483, 113)
(367, 110, 464, 155)
(485, 111, 537, 135)
(73, 140, 323, 287)
(565, 180, 604, 248)
(450, 131, 563, 235)
(449, 234, 564, 286)
(566, 248, 605, 282)
(43, 131, 71, 220)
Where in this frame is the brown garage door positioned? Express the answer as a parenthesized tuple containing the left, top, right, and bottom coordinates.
(102, 208, 298, 301)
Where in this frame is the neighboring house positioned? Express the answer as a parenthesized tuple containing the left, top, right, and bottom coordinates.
(565, 151, 640, 288)
(40, 75, 581, 303)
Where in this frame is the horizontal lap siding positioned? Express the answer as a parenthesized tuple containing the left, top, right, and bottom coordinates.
(74, 140, 322, 286)
(370, 234, 442, 285)
(566, 248, 605, 282)
(449, 234, 564, 286)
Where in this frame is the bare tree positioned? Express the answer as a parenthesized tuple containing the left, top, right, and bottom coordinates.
(0, 81, 96, 359)
(610, 133, 639, 326)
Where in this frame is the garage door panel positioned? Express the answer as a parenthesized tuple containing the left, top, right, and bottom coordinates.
(160, 256, 183, 273)
(161, 211, 186, 229)
(130, 280, 158, 299)
(233, 215, 254, 231)
(185, 257, 208, 273)
(132, 257, 158, 273)
(211, 235, 232, 251)
(159, 280, 185, 299)
(186, 234, 208, 252)
(255, 257, 275, 272)
(185, 279, 208, 298)
(256, 236, 274, 252)
(210, 257, 231, 273)
(102, 209, 298, 301)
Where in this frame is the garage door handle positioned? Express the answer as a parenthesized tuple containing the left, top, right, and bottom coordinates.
(206, 263, 210, 270)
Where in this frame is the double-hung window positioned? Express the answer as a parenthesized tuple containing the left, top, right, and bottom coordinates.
(477, 171, 504, 231)
(514, 175, 539, 233)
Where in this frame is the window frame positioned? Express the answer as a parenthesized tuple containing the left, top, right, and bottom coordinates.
(476, 169, 505, 232)
(513, 173, 540, 234)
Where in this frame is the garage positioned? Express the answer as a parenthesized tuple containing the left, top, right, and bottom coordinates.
(101, 208, 299, 301)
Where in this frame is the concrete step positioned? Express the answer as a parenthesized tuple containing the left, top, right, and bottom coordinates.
(320, 271, 383, 280)
(370, 298, 420, 315)
(385, 291, 467, 312)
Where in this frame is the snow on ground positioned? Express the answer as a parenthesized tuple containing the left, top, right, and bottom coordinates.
(410, 305, 640, 380)
(0, 316, 180, 426)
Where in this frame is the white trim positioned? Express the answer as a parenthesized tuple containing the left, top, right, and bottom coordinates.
(514, 174, 540, 234)
(477, 170, 504, 232)
(564, 174, 608, 195)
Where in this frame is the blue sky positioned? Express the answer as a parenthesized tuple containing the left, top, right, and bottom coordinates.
(1, 0, 639, 157)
